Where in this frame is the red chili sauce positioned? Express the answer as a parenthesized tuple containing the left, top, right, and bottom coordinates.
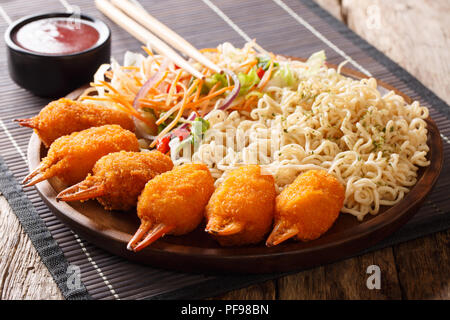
(13, 17, 100, 55)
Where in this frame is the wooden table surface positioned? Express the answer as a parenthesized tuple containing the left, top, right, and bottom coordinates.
(0, 0, 449, 300)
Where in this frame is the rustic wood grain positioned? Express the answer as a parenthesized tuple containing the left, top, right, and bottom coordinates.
(392, 230, 450, 299)
(213, 281, 276, 300)
(0, 195, 63, 300)
(339, 0, 450, 105)
(276, 247, 402, 299)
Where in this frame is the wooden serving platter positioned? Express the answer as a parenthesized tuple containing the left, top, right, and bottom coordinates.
(27, 61, 443, 274)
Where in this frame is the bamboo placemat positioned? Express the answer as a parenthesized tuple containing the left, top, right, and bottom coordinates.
(0, 0, 449, 300)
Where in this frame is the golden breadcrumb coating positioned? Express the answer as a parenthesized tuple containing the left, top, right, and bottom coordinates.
(205, 165, 276, 246)
(137, 163, 215, 235)
(81, 151, 173, 211)
(27, 98, 135, 147)
(267, 169, 345, 246)
(39, 125, 139, 185)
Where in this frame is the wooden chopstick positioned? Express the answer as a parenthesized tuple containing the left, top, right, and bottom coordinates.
(95, 0, 204, 79)
(110, 0, 222, 74)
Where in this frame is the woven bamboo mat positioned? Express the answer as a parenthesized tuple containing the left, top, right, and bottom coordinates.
(0, 0, 449, 300)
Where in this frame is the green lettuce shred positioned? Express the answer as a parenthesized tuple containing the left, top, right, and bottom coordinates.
(256, 56, 279, 71)
(238, 68, 260, 96)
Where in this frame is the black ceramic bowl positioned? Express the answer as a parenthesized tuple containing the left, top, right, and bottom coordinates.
(5, 12, 111, 97)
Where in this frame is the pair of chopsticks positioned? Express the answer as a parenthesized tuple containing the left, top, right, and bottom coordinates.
(95, 0, 221, 79)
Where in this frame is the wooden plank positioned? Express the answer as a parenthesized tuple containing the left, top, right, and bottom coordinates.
(0, 195, 63, 300)
(339, 0, 450, 105)
(212, 281, 276, 300)
(277, 248, 402, 299)
(392, 230, 450, 299)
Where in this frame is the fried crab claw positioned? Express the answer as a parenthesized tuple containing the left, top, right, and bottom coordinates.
(14, 98, 135, 148)
(14, 118, 36, 129)
(56, 179, 106, 202)
(127, 222, 175, 252)
(266, 169, 345, 247)
(23, 125, 139, 187)
(204, 220, 243, 236)
(205, 165, 276, 246)
(56, 151, 173, 211)
(265, 222, 299, 247)
(127, 163, 215, 252)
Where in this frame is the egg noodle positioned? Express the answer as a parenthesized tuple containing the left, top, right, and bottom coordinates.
(87, 42, 430, 221)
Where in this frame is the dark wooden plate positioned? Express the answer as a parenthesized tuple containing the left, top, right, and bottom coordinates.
(27, 61, 443, 274)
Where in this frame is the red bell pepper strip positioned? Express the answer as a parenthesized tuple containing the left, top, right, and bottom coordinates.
(257, 67, 265, 79)
(156, 136, 171, 154)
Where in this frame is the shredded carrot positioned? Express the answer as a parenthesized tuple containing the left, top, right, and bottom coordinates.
(194, 79, 203, 102)
(121, 78, 138, 96)
(140, 98, 172, 105)
(161, 93, 184, 98)
(95, 81, 121, 95)
(239, 59, 258, 73)
(104, 93, 133, 110)
(113, 102, 138, 116)
(199, 48, 219, 53)
(156, 102, 182, 126)
(142, 46, 161, 67)
(142, 46, 161, 66)
(138, 99, 168, 107)
(193, 68, 208, 102)
(184, 74, 193, 88)
(156, 94, 196, 126)
(208, 82, 220, 95)
(90, 82, 137, 104)
(166, 69, 183, 106)
(153, 57, 161, 67)
(104, 71, 113, 79)
(142, 46, 154, 56)
(139, 102, 173, 112)
(175, 82, 187, 95)
(199, 100, 210, 116)
(199, 85, 234, 103)
(154, 71, 169, 91)
(151, 79, 201, 147)
(183, 85, 234, 111)
(111, 102, 156, 129)
(243, 95, 258, 111)
(178, 75, 192, 82)
(121, 66, 140, 70)
(244, 61, 258, 74)
(203, 68, 213, 78)
(133, 75, 143, 86)
(80, 96, 111, 102)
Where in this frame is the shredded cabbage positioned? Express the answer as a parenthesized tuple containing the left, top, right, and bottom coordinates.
(190, 118, 205, 148)
(268, 64, 296, 88)
(123, 51, 145, 67)
(238, 67, 260, 96)
(93, 64, 111, 97)
(304, 50, 326, 76)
